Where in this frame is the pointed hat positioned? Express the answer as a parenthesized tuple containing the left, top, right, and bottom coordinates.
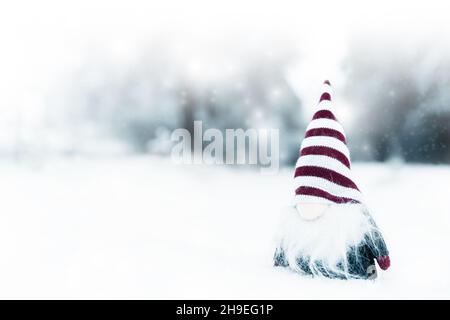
(293, 80, 363, 205)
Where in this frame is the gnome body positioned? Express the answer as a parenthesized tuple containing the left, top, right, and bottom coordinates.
(274, 81, 390, 280)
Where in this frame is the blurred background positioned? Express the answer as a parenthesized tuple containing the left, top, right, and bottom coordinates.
(2, 0, 449, 167)
(1, 0, 450, 299)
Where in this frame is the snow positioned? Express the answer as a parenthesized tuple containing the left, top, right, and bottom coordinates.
(0, 157, 449, 299)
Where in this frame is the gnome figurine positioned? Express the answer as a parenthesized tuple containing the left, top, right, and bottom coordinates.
(274, 80, 390, 280)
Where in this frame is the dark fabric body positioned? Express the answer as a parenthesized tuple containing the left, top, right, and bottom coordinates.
(274, 229, 389, 280)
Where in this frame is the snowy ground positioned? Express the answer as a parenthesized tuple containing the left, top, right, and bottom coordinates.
(0, 156, 449, 299)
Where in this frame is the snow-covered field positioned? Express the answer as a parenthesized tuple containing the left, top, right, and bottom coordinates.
(0, 156, 449, 299)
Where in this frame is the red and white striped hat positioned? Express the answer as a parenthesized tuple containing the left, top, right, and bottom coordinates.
(294, 80, 363, 205)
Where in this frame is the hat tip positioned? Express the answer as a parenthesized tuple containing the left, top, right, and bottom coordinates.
(323, 80, 331, 85)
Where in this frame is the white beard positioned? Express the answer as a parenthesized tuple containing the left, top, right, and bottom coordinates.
(274, 203, 380, 278)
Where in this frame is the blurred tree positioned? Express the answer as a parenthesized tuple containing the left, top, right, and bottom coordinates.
(49, 42, 304, 165)
(343, 39, 450, 163)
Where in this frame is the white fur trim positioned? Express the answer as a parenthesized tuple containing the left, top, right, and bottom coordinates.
(275, 204, 377, 278)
